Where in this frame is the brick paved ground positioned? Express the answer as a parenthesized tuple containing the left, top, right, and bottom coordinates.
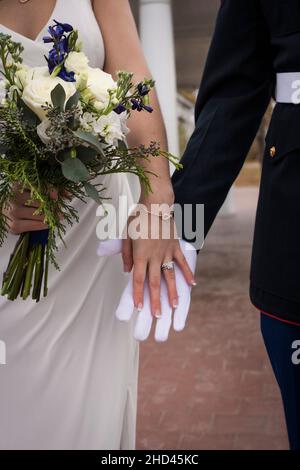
(136, 187, 289, 450)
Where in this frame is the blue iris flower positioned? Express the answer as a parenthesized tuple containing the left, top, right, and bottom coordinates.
(114, 104, 127, 115)
(46, 47, 61, 73)
(43, 20, 75, 81)
(143, 104, 153, 113)
(137, 83, 150, 97)
(131, 99, 153, 113)
(58, 67, 76, 82)
(43, 19, 73, 44)
(48, 25, 63, 40)
(49, 48, 60, 61)
(53, 20, 73, 33)
(131, 99, 142, 111)
(43, 21, 71, 43)
(43, 36, 53, 43)
(60, 37, 69, 54)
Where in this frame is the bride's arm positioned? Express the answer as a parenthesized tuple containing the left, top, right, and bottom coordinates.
(93, 0, 196, 317)
(93, 0, 172, 201)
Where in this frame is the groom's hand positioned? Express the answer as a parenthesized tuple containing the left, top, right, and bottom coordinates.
(97, 238, 197, 342)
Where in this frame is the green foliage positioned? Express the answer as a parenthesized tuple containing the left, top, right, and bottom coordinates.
(66, 90, 80, 111)
(50, 83, 66, 111)
(61, 157, 90, 183)
(0, 33, 24, 87)
(73, 129, 105, 156)
(84, 182, 102, 204)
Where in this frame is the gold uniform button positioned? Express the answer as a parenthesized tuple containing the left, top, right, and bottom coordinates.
(270, 146, 276, 158)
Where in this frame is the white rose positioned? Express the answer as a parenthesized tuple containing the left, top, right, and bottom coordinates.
(15, 67, 29, 90)
(16, 66, 49, 90)
(21, 75, 77, 121)
(86, 67, 117, 109)
(65, 51, 89, 76)
(31, 66, 50, 79)
(75, 69, 89, 92)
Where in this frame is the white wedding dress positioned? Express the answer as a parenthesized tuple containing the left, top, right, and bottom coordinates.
(0, 0, 140, 450)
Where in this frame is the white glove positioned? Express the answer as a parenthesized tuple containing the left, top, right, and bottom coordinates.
(97, 239, 197, 342)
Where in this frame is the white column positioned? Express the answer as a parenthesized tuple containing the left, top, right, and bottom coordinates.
(139, 0, 179, 157)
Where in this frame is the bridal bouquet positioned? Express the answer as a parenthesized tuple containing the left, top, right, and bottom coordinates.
(0, 21, 179, 302)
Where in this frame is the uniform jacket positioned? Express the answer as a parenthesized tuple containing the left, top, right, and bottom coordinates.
(172, 0, 300, 324)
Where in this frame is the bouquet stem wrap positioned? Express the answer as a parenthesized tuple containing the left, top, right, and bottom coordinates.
(2, 229, 50, 302)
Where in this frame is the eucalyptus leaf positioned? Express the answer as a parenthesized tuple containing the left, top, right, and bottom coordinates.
(66, 90, 80, 111)
(51, 83, 66, 111)
(84, 182, 102, 204)
(61, 157, 90, 183)
(73, 129, 105, 156)
(76, 145, 98, 163)
(118, 140, 128, 152)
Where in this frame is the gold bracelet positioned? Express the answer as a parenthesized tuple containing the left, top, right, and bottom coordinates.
(140, 205, 174, 221)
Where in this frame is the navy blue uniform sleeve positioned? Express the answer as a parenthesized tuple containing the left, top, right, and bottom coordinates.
(172, 0, 273, 242)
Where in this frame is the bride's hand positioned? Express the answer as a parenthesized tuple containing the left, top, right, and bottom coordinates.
(122, 195, 197, 318)
(3, 186, 65, 235)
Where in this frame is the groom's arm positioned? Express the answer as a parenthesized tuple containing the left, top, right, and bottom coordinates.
(172, 0, 273, 242)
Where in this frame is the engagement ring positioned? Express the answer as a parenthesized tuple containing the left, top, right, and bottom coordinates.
(161, 261, 175, 271)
